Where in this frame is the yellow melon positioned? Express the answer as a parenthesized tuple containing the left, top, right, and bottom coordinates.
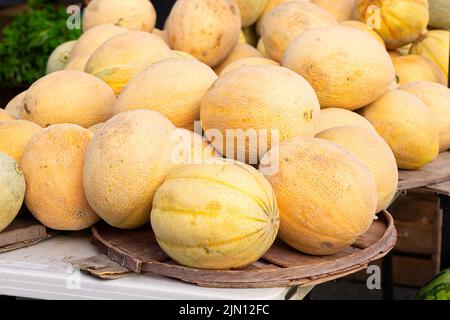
(83, 110, 176, 229)
(316, 108, 376, 134)
(282, 25, 395, 110)
(235, 0, 269, 27)
(170, 128, 221, 166)
(313, 0, 356, 21)
(66, 24, 128, 71)
(410, 30, 449, 79)
(256, 0, 310, 35)
(114, 58, 218, 130)
(46, 40, 77, 74)
(214, 43, 262, 75)
(261, 1, 337, 62)
(220, 57, 279, 75)
(0, 109, 14, 121)
(4, 91, 26, 119)
(393, 55, 447, 86)
(353, 0, 429, 50)
(88, 122, 104, 135)
(400, 81, 450, 152)
(85, 31, 171, 95)
(152, 28, 170, 46)
(317, 126, 398, 212)
(82, 0, 156, 32)
(0, 120, 42, 162)
(361, 90, 439, 169)
(21, 70, 116, 128)
(340, 20, 385, 47)
(0, 151, 25, 232)
(151, 158, 279, 269)
(201, 65, 320, 163)
(256, 38, 271, 58)
(259, 137, 377, 255)
(20, 124, 99, 230)
(167, 0, 241, 67)
(428, 0, 450, 29)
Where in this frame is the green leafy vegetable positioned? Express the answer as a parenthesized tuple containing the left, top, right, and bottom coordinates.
(0, 0, 81, 88)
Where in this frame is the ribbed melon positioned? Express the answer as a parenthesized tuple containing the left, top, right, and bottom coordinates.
(4, 91, 26, 119)
(201, 65, 320, 163)
(317, 126, 398, 212)
(114, 58, 218, 130)
(167, 0, 241, 67)
(66, 24, 128, 71)
(316, 108, 376, 134)
(261, 1, 337, 62)
(393, 55, 447, 86)
(214, 43, 262, 75)
(151, 158, 279, 269)
(0, 120, 42, 161)
(282, 26, 395, 110)
(219, 57, 279, 75)
(259, 137, 377, 255)
(85, 31, 171, 95)
(83, 110, 176, 229)
(82, 0, 156, 32)
(20, 124, 99, 230)
(0, 151, 25, 232)
(400, 81, 450, 152)
(428, 0, 450, 29)
(361, 90, 439, 169)
(353, 0, 429, 49)
(20, 70, 116, 128)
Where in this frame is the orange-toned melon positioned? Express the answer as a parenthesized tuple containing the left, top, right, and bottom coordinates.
(219, 57, 279, 75)
(214, 43, 262, 75)
(316, 108, 376, 134)
(392, 54, 447, 85)
(0, 120, 42, 162)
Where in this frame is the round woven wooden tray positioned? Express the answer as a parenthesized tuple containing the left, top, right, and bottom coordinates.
(91, 210, 397, 288)
(398, 151, 450, 191)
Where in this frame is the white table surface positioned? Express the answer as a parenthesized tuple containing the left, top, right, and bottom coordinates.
(0, 233, 311, 300)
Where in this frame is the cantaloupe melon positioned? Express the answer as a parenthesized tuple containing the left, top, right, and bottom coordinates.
(261, 1, 337, 62)
(167, 0, 241, 67)
(340, 20, 385, 47)
(20, 124, 99, 231)
(88, 123, 104, 135)
(4, 91, 26, 119)
(282, 26, 395, 110)
(353, 0, 429, 49)
(0, 151, 25, 232)
(312, 0, 356, 21)
(219, 57, 279, 75)
(428, 0, 450, 29)
(259, 137, 377, 255)
(82, 0, 156, 32)
(21, 70, 116, 128)
(214, 43, 262, 75)
(65, 24, 128, 71)
(400, 81, 450, 152)
(235, 0, 269, 27)
(201, 65, 320, 163)
(85, 31, 171, 95)
(114, 58, 218, 130)
(83, 110, 176, 229)
(46, 40, 77, 74)
(317, 126, 398, 212)
(410, 30, 449, 79)
(393, 55, 447, 86)
(0, 110, 14, 121)
(152, 28, 170, 46)
(151, 158, 279, 269)
(316, 108, 376, 134)
(0, 120, 42, 162)
(361, 90, 439, 169)
(256, 0, 310, 35)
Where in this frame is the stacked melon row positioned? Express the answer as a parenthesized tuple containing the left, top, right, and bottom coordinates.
(0, 0, 449, 270)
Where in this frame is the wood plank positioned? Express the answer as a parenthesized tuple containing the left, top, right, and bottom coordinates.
(398, 151, 450, 190)
(393, 256, 436, 287)
(426, 181, 450, 196)
(0, 219, 47, 248)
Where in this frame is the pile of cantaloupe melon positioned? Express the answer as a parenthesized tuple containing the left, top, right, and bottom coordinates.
(0, 0, 449, 270)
